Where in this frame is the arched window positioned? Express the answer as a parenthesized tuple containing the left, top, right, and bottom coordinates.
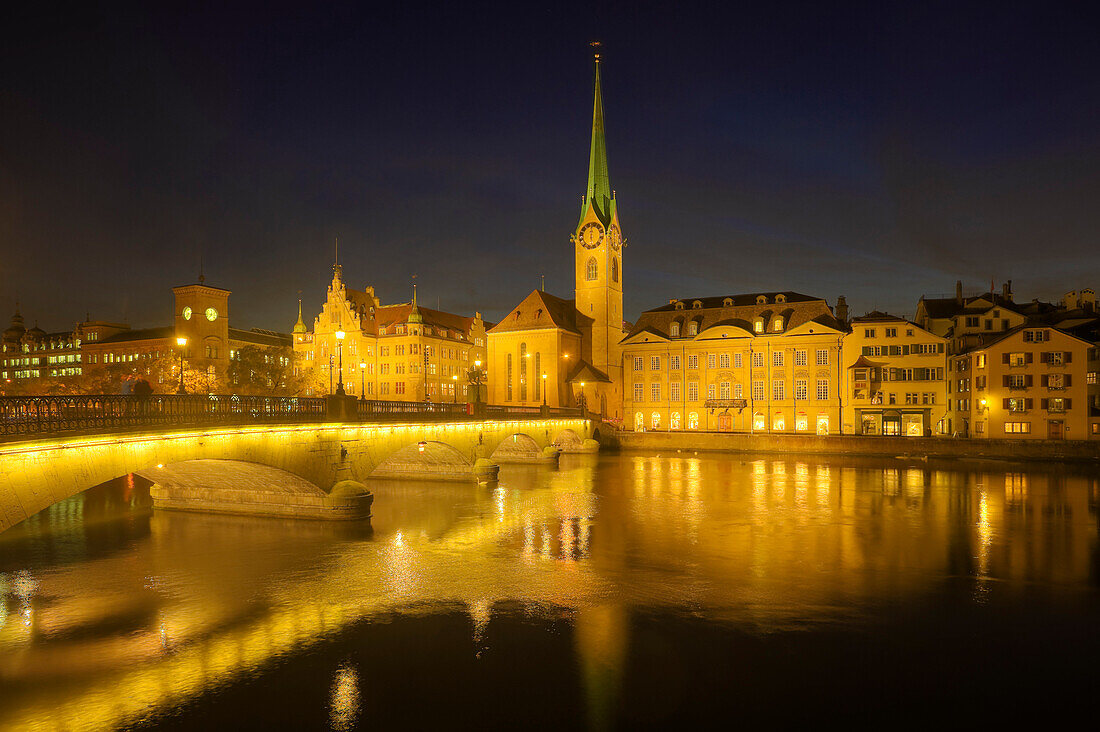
(670, 321, 680, 337)
(723, 298, 733, 307)
(651, 412, 662, 430)
(688, 412, 699, 429)
(611, 257, 619, 283)
(534, 352, 541, 400)
(688, 321, 698, 336)
(586, 257, 598, 281)
(773, 318, 784, 332)
(634, 412, 644, 431)
(519, 342, 528, 401)
(671, 412, 681, 430)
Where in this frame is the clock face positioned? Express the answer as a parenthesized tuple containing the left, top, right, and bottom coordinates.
(579, 222, 604, 249)
(205, 307, 218, 322)
(182, 306, 192, 321)
(608, 224, 622, 250)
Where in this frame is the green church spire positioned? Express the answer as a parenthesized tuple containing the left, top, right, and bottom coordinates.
(585, 50, 612, 225)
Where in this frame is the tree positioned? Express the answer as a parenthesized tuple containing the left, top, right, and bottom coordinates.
(228, 345, 326, 396)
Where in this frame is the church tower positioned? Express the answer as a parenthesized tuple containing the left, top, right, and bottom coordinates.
(573, 49, 624, 389)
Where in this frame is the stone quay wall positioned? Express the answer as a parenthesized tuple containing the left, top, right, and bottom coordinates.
(606, 430, 1100, 463)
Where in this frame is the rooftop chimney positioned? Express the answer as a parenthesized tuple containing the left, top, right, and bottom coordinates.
(1002, 280, 1013, 302)
(955, 280, 963, 305)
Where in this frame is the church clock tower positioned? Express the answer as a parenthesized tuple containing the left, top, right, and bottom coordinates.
(573, 49, 624, 397)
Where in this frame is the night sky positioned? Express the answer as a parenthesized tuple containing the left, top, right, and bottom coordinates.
(2, 2, 1099, 332)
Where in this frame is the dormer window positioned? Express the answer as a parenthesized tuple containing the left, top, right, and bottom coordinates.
(674, 301, 685, 310)
(756, 295, 767, 305)
(775, 293, 787, 304)
(688, 321, 698, 336)
(753, 319, 764, 333)
(670, 322, 681, 337)
(692, 300, 703, 309)
(772, 318, 784, 332)
(723, 297, 733, 307)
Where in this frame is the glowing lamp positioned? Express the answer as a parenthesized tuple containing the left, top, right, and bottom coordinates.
(335, 330, 345, 340)
(418, 440, 427, 454)
(176, 337, 187, 347)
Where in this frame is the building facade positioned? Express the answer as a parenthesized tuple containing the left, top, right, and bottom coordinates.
(293, 264, 487, 401)
(950, 326, 1091, 439)
(2, 280, 290, 394)
(620, 292, 846, 433)
(842, 312, 949, 436)
(488, 51, 624, 420)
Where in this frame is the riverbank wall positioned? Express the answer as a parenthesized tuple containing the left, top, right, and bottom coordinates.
(605, 430, 1100, 463)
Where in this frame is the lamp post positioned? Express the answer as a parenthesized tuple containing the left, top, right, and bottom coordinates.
(577, 380, 587, 412)
(469, 358, 484, 410)
(542, 373, 547, 406)
(334, 330, 345, 395)
(328, 355, 334, 394)
(359, 361, 367, 400)
(452, 374, 459, 403)
(175, 337, 188, 394)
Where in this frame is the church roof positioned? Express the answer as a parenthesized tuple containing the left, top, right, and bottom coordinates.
(96, 326, 175, 344)
(566, 359, 611, 384)
(487, 290, 586, 335)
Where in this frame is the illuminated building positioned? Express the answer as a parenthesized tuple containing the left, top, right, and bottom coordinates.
(842, 312, 949, 436)
(950, 325, 1093, 439)
(620, 292, 846, 433)
(1, 279, 290, 392)
(487, 50, 624, 419)
(292, 263, 487, 400)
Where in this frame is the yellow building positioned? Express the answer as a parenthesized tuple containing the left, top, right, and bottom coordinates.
(620, 292, 846, 433)
(488, 51, 623, 420)
(950, 325, 1092, 439)
(842, 312, 948, 436)
(293, 264, 487, 401)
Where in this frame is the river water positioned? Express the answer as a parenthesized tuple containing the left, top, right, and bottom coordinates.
(2, 452, 1099, 730)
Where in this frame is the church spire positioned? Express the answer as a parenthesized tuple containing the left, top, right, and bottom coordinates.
(293, 298, 307, 333)
(585, 45, 611, 224)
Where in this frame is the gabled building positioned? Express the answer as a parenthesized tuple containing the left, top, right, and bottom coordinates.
(487, 51, 624, 420)
(949, 325, 1092, 439)
(293, 264, 487, 400)
(620, 292, 846, 433)
(842, 312, 948, 436)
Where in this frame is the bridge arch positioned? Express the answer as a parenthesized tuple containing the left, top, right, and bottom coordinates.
(370, 440, 473, 481)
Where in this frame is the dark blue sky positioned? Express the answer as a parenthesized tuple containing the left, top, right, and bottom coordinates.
(2, 1, 1098, 331)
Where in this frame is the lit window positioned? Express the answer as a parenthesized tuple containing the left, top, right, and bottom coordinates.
(670, 411, 681, 429)
(651, 412, 661, 429)
(670, 322, 680, 337)
(688, 412, 699, 429)
(753, 320, 763, 333)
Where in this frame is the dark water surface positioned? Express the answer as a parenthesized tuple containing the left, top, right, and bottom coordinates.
(2, 452, 1099, 730)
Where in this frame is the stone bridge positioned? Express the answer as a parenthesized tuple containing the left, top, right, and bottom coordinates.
(0, 417, 595, 533)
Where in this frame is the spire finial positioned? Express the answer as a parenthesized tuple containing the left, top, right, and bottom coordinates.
(199, 253, 205, 284)
(335, 237, 339, 265)
(293, 292, 308, 333)
(590, 40, 601, 62)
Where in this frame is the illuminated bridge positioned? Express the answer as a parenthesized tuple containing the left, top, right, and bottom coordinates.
(0, 394, 594, 533)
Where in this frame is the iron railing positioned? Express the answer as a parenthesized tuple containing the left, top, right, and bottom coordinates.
(0, 395, 583, 440)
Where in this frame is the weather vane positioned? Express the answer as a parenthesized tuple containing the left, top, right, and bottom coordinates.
(589, 40, 601, 61)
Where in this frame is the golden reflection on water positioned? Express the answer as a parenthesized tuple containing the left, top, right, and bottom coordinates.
(0, 453, 1098, 730)
(329, 663, 360, 732)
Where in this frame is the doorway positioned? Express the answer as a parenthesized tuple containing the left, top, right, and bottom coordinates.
(1048, 420, 1064, 440)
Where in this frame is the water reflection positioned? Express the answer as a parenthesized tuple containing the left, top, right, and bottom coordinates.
(0, 454, 1099, 729)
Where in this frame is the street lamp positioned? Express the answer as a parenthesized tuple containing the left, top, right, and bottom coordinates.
(542, 373, 547, 406)
(452, 374, 459, 403)
(468, 359, 484, 409)
(359, 360, 367, 400)
(175, 337, 188, 394)
(334, 330, 345, 395)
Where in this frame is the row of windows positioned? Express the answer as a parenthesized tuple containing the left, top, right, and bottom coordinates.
(861, 343, 944, 356)
(632, 349, 831, 371)
(632, 411, 832, 433)
(632, 379, 831, 403)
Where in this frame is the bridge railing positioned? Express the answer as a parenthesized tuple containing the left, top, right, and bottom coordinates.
(0, 394, 583, 440)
